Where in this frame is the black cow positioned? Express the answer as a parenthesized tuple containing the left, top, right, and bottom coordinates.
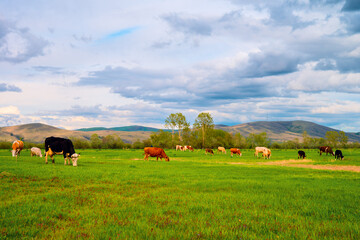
(45, 136, 80, 166)
(319, 146, 334, 156)
(298, 150, 306, 159)
(335, 150, 344, 160)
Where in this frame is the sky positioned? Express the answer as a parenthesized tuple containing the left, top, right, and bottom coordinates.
(0, 0, 360, 132)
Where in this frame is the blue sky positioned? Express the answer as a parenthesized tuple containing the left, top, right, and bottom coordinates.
(0, 0, 360, 132)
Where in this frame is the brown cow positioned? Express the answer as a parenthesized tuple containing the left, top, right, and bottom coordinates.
(186, 146, 194, 152)
(12, 140, 24, 158)
(262, 148, 271, 159)
(205, 148, 214, 155)
(230, 148, 242, 157)
(144, 147, 169, 161)
(319, 146, 334, 156)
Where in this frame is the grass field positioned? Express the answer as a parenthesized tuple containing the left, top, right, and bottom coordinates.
(1, 148, 360, 239)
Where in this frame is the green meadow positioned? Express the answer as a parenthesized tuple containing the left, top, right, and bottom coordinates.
(1, 148, 360, 239)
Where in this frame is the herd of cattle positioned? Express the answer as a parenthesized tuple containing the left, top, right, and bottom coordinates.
(11, 137, 80, 166)
(11, 137, 345, 166)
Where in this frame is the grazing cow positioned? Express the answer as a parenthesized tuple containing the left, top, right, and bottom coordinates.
(230, 148, 242, 157)
(45, 137, 80, 166)
(12, 140, 24, 158)
(176, 145, 183, 151)
(319, 146, 334, 156)
(185, 146, 194, 152)
(254, 147, 268, 158)
(335, 150, 344, 160)
(144, 147, 169, 161)
(218, 147, 226, 154)
(30, 147, 42, 157)
(183, 145, 188, 151)
(298, 150, 306, 159)
(262, 148, 271, 159)
(205, 148, 214, 155)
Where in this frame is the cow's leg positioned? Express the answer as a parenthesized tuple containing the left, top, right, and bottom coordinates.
(45, 152, 49, 164)
(64, 158, 67, 165)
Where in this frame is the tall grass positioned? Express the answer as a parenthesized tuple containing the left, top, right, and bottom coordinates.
(0, 149, 359, 239)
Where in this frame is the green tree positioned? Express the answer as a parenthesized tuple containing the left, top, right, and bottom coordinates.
(233, 133, 247, 148)
(165, 113, 190, 142)
(165, 113, 177, 140)
(193, 112, 214, 148)
(338, 131, 348, 147)
(302, 131, 311, 148)
(90, 134, 102, 149)
(175, 113, 189, 142)
(246, 132, 270, 148)
(102, 135, 124, 149)
(325, 131, 339, 147)
(132, 139, 144, 149)
(150, 130, 173, 149)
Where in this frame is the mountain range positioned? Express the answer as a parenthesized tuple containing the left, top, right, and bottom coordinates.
(0, 121, 359, 144)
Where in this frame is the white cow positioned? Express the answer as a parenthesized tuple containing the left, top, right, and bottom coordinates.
(255, 147, 270, 158)
(31, 147, 43, 157)
(176, 145, 183, 151)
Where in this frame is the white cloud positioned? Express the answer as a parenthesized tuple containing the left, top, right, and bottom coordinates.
(0, 105, 20, 115)
(312, 101, 360, 114)
(0, 0, 360, 132)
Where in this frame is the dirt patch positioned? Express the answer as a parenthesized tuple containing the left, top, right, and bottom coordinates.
(131, 158, 143, 161)
(281, 164, 360, 172)
(228, 159, 360, 173)
(258, 159, 313, 165)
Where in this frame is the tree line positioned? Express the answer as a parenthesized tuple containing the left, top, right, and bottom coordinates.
(0, 112, 359, 150)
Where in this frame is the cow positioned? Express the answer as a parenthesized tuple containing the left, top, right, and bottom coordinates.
(218, 147, 226, 154)
(254, 147, 268, 158)
(45, 137, 80, 166)
(176, 145, 183, 151)
(319, 146, 334, 156)
(230, 148, 242, 157)
(205, 148, 214, 155)
(183, 145, 188, 151)
(184, 145, 194, 152)
(144, 147, 169, 161)
(335, 150, 344, 160)
(298, 150, 306, 159)
(262, 148, 271, 159)
(12, 140, 24, 158)
(30, 147, 42, 157)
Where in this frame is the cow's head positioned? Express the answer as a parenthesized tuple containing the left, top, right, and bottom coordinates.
(71, 153, 80, 166)
(11, 150, 16, 157)
(165, 156, 170, 162)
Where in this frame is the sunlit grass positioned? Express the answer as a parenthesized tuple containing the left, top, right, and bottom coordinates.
(1, 149, 359, 239)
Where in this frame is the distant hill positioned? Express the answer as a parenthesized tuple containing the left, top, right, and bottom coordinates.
(215, 120, 360, 142)
(1, 121, 359, 144)
(0, 123, 152, 144)
(76, 127, 108, 132)
(77, 125, 164, 132)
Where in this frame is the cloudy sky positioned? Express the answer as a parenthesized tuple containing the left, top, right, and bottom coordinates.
(1, 0, 360, 131)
